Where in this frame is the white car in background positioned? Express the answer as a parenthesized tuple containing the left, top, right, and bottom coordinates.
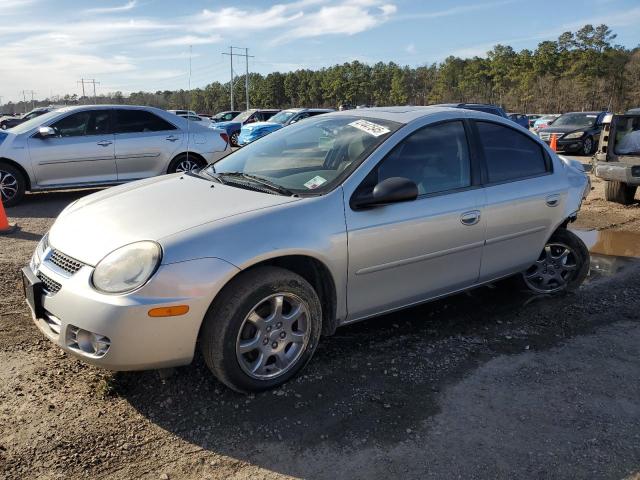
(0, 105, 229, 206)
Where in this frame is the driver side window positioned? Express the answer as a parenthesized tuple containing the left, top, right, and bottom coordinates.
(366, 121, 471, 196)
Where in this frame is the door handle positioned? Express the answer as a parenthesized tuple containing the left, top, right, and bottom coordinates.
(97, 140, 112, 147)
(546, 194, 560, 207)
(165, 135, 179, 142)
(460, 210, 481, 226)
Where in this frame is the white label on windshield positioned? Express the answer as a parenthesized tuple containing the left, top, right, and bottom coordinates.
(304, 175, 327, 189)
(349, 119, 390, 137)
(586, 115, 597, 117)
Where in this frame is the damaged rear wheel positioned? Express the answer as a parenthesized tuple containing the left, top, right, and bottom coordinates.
(519, 229, 590, 294)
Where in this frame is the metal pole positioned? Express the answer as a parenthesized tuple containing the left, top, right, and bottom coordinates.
(230, 47, 234, 111)
(245, 48, 249, 110)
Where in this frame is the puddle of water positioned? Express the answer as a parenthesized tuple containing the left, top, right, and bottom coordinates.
(572, 229, 640, 258)
(571, 229, 640, 281)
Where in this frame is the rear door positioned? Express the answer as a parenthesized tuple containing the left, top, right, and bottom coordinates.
(473, 120, 567, 281)
(28, 109, 116, 187)
(114, 109, 182, 181)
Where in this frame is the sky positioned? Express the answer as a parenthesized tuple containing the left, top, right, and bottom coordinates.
(1, 0, 639, 104)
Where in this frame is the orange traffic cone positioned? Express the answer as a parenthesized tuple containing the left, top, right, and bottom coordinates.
(550, 134, 558, 152)
(0, 196, 17, 235)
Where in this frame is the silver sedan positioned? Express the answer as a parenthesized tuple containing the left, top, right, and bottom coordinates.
(23, 106, 590, 392)
(0, 105, 229, 206)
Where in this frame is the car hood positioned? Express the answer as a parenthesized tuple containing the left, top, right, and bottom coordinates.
(48, 173, 299, 266)
(539, 125, 592, 134)
(242, 122, 282, 133)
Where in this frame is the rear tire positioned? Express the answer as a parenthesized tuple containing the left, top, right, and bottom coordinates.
(167, 153, 206, 174)
(0, 162, 26, 207)
(515, 229, 589, 294)
(230, 131, 240, 147)
(200, 266, 322, 393)
(604, 180, 636, 205)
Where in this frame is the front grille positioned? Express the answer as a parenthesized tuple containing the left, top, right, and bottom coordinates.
(37, 271, 61, 294)
(48, 249, 84, 275)
(43, 311, 62, 336)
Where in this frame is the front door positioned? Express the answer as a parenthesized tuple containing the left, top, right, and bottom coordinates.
(345, 120, 486, 321)
(28, 109, 116, 187)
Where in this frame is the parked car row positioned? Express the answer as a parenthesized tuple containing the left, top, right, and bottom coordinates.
(0, 105, 229, 206)
(0, 107, 55, 130)
(21, 105, 591, 392)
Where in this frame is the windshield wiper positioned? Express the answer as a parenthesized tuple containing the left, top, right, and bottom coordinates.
(217, 172, 295, 196)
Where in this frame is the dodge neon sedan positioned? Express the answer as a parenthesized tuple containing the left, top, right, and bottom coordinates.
(23, 106, 591, 392)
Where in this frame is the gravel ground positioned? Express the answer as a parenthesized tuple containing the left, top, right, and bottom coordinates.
(1, 166, 640, 480)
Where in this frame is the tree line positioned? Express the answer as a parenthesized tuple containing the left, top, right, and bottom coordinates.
(3, 24, 640, 116)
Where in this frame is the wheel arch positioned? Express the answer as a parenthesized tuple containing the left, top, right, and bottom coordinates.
(0, 157, 31, 190)
(166, 151, 207, 173)
(208, 254, 339, 337)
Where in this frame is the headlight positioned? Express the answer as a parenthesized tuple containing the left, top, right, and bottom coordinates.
(564, 131, 585, 139)
(31, 233, 49, 270)
(92, 241, 161, 294)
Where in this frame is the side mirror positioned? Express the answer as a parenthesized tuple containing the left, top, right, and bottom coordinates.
(37, 126, 56, 138)
(352, 177, 418, 209)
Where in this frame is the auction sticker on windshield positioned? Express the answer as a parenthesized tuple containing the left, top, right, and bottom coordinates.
(304, 175, 327, 189)
(349, 119, 390, 137)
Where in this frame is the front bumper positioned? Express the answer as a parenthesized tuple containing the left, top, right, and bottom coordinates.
(24, 253, 239, 370)
(594, 161, 640, 186)
(542, 137, 585, 152)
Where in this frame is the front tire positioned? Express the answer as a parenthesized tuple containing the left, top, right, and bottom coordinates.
(167, 153, 206, 174)
(518, 229, 589, 294)
(200, 266, 322, 393)
(0, 163, 26, 207)
(604, 180, 636, 205)
(230, 131, 240, 147)
(582, 136, 594, 156)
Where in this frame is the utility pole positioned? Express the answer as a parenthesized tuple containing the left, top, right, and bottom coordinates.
(222, 47, 255, 111)
(21, 90, 36, 112)
(77, 78, 99, 104)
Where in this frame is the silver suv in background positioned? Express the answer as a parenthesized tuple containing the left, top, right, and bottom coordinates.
(0, 105, 229, 206)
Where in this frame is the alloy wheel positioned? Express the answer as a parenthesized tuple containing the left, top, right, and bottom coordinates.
(235, 293, 311, 380)
(175, 158, 201, 172)
(583, 137, 592, 155)
(0, 170, 18, 203)
(230, 132, 239, 146)
(523, 242, 579, 293)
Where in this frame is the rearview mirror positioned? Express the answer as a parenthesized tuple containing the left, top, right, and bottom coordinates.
(352, 177, 418, 209)
(37, 126, 56, 138)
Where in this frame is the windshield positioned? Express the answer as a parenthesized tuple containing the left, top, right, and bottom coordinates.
(553, 113, 598, 128)
(233, 110, 255, 123)
(206, 115, 401, 194)
(268, 111, 297, 125)
(8, 110, 60, 134)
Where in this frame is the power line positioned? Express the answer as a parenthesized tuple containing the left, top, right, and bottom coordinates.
(222, 46, 255, 111)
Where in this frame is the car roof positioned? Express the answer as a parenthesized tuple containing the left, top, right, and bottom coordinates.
(325, 105, 492, 124)
(561, 111, 605, 115)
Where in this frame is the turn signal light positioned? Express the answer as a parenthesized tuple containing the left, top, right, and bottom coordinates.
(220, 132, 229, 144)
(148, 305, 190, 317)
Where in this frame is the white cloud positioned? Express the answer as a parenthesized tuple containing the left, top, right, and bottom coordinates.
(406, 43, 416, 54)
(151, 34, 222, 47)
(84, 1, 137, 15)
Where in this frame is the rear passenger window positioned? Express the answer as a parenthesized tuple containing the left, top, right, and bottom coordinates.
(115, 110, 176, 133)
(476, 121, 548, 183)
